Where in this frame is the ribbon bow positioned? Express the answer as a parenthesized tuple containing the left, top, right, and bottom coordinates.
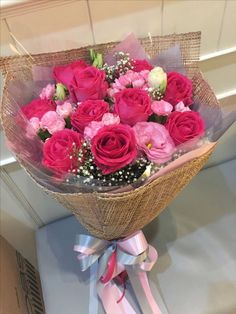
(74, 230, 162, 314)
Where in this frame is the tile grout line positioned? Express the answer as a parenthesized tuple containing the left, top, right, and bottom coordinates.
(161, 0, 164, 36)
(86, 0, 96, 45)
(217, 0, 227, 51)
(0, 0, 78, 19)
(3, 18, 17, 49)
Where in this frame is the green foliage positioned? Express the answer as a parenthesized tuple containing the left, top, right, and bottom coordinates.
(89, 49, 103, 68)
(148, 114, 167, 124)
(37, 129, 51, 142)
(55, 83, 68, 100)
(65, 117, 72, 129)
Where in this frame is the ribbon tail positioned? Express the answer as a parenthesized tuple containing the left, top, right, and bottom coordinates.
(89, 260, 99, 314)
(127, 267, 162, 314)
(97, 282, 136, 314)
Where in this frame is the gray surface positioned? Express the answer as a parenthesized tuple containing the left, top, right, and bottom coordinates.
(37, 159, 236, 314)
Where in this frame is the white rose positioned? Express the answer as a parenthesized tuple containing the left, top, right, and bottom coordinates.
(148, 67, 167, 92)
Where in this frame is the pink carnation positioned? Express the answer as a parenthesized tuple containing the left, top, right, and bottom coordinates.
(175, 101, 191, 112)
(133, 122, 175, 164)
(26, 117, 41, 138)
(29, 117, 40, 131)
(108, 70, 149, 97)
(84, 113, 120, 140)
(151, 100, 173, 116)
(40, 84, 55, 100)
(84, 121, 104, 140)
(21, 98, 56, 120)
(41, 111, 65, 134)
(102, 113, 120, 125)
(56, 102, 73, 118)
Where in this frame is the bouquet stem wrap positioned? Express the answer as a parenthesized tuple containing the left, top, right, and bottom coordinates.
(74, 230, 162, 314)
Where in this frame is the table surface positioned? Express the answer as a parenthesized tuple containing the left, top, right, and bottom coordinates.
(36, 159, 236, 314)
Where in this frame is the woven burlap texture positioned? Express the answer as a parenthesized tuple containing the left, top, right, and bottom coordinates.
(0, 32, 219, 240)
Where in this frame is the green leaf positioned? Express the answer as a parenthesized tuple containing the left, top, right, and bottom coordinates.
(96, 53, 103, 68)
(159, 80, 167, 94)
(65, 117, 72, 129)
(37, 129, 51, 142)
(148, 113, 159, 122)
(89, 48, 103, 68)
(89, 48, 95, 61)
(148, 114, 167, 124)
(55, 83, 67, 100)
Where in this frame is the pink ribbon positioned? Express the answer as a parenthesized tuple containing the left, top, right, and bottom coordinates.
(74, 230, 162, 314)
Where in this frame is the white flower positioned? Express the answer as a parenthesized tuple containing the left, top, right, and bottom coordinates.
(148, 67, 167, 93)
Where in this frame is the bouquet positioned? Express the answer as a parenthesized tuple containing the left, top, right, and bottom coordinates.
(1, 32, 235, 313)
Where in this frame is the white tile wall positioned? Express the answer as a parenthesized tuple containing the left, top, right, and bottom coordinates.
(162, 0, 226, 55)
(89, 0, 162, 43)
(5, 0, 93, 54)
(200, 52, 236, 95)
(219, 0, 236, 50)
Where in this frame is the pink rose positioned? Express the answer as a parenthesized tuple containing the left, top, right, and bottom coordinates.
(165, 111, 205, 145)
(163, 72, 193, 106)
(132, 59, 153, 72)
(102, 113, 120, 125)
(84, 121, 104, 140)
(91, 124, 137, 175)
(21, 98, 56, 120)
(133, 122, 175, 164)
(53, 60, 88, 87)
(70, 66, 108, 102)
(175, 101, 191, 112)
(43, 129, 83, 174)
(151, 100, 173, 116)
(56, 102, 73, 118)
(39, 84, 55, 100)
(41, 111, 65, 134)
(114, 88, 152, 126)
(71, 100, 109, 133)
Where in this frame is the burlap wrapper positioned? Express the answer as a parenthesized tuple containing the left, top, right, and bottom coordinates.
(0, 32, 219, 240)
